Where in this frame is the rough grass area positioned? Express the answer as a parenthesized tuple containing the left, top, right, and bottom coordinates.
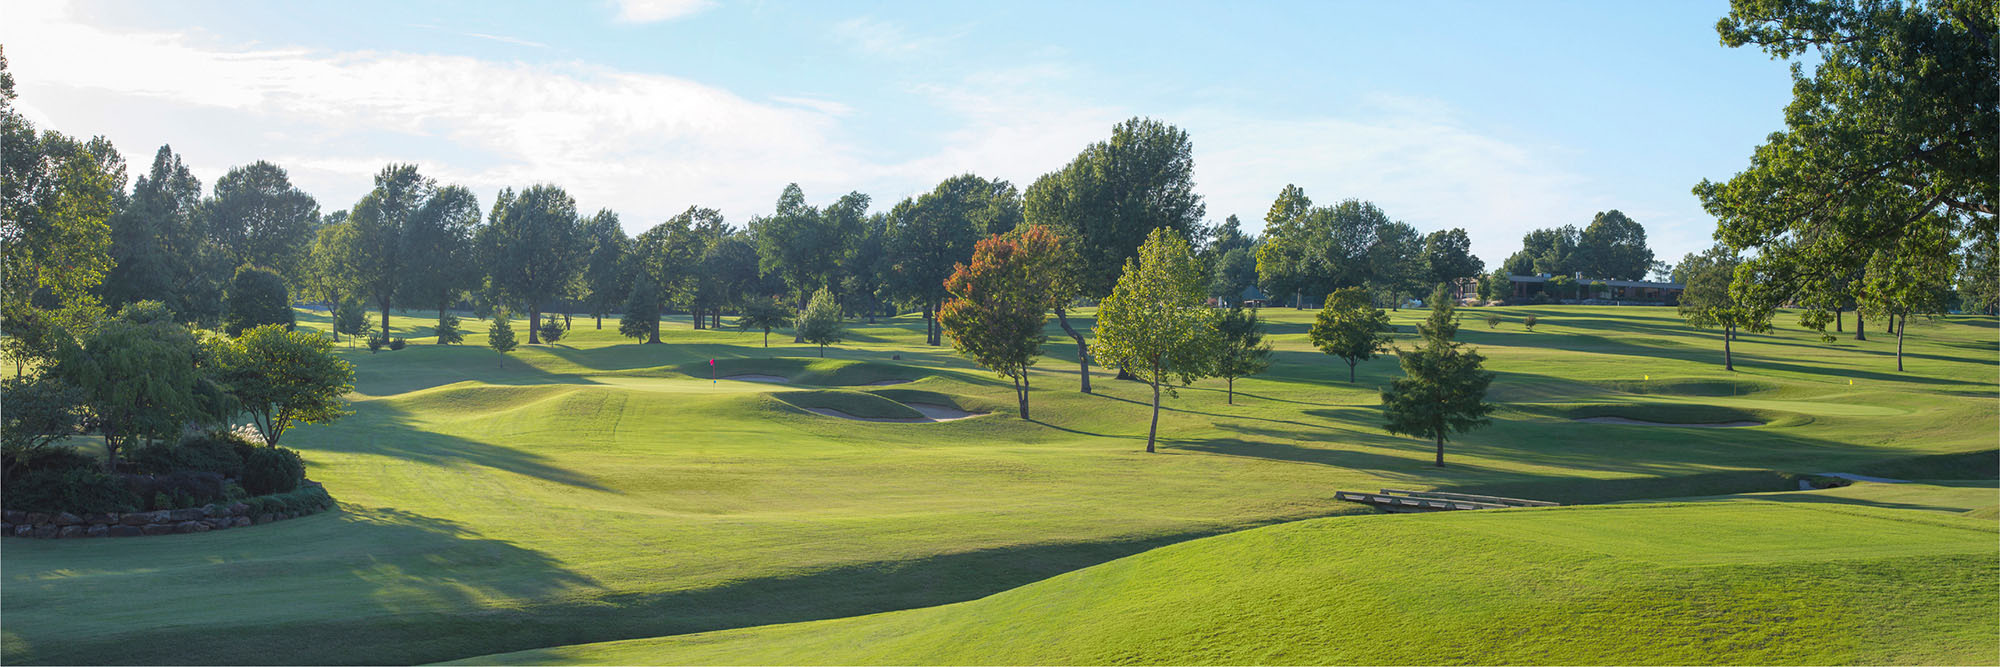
(462, 502, 2000, 666)
(2, 305, 1994, 665)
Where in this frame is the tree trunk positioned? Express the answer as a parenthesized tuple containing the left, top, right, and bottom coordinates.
(1227, 377, 1234, 405)
(1723, 324, 1734, 371)
(564, 312, 571, 331)
(1295, 289, 1302, 310)
(1855, 312, 1866, 341)
(101, 425, 119, 473)
(794, 292, 807, 343)
(1895, 314, 1905, 372)
(379, 299, 392, 341)
(646, 315, 660, 345)
(1835, 307, 1843, 332)
(1017, 375, 1030, 419)
(1055, 308, 1092, 394)
(819, 343, 826, 358)
(1348, 359, 1357, 383)
(1146, 373, 1161, 454)
(763, 329, 770, 348)
(595, 313, 602, 330)
(1434, 433, 1444, 467)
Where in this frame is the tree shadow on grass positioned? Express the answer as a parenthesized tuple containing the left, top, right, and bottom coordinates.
(14, 520, 1356, 666)
(293, 397, 615, 493)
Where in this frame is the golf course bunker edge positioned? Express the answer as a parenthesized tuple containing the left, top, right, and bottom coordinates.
(806, 403, 989, 423)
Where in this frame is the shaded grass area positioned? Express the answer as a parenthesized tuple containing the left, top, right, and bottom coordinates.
(463, 502, 1999, 666)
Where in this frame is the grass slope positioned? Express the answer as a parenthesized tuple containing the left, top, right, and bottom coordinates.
(2, 305, 1993, 664)
(464, 501, 2000, 665)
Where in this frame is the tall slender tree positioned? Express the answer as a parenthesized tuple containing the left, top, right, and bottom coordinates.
(578, 209, 630, 330)
(1091, 228, 1219, 453)
(1310, 287, 1394, 382)
(205, 160, 320, 277)
(400, 184, 480, 326)
(1026, 118, 1204, 391)
(347, 164, 435, 338)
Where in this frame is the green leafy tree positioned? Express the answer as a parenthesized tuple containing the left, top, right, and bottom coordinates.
(347, 164, 435, 338)
(400, 184, 480, 324)
(434, 312, 464, 345)
(1026, 118, 1204, 391)
(1368, 221, 1427, 310)
(4, 129, 120, 331)
(1423, 228, 1486, 291)
(1255, 184, 1316, 308)
(1479, 267, 1512, 302)
(578, 209, 630, 330)
(223, 264, 294, 336)
(1212, 305, 1273, 405)
(1959, 233, 1999, 315)
(1860, 225, 1957, 371)
(794, 288, 844, 357)
(487, 309, 519, 361)
(1309, 287, 1393, 383)
(1523, 314, 1539, 331)
(1211, 246, 1260, 306)
(753, 185, 868, 341)
(887, 176, 998, 346)
(733, 296, 791, 348)
(620, 273, 663, 344)
(303, 218, 359, 340)
(334, 298, 370, 346)
(0, 374, 84, 477)
(1677, 245, 1775, 371)
(57, 302, 217, 471)
(1695, 1, 1994, 336)
(1091, 228, 1218, 453)
(212, 324, 354, 447)
(1576, 210, 1655, 280)
(940, 230, 1065, 419)
(1381, 284, 1496, 467)
(204, 160, 320, 276)
(1257, 194, 1404, 308)
(479, 185, 580, 344)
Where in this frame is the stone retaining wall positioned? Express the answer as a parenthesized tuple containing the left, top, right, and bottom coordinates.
(1, 500, 329, 539)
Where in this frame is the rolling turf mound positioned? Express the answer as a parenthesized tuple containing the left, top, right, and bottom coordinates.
(464, 501, 1999, 666)
(670, 357, 935, 386)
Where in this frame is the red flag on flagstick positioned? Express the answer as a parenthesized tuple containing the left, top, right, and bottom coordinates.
(710, 359, 716, 383)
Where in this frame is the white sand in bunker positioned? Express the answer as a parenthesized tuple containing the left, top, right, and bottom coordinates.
(1575, 416, 1763, 428)
(804, 403, 988, 423)
(723, 374, 791, 383)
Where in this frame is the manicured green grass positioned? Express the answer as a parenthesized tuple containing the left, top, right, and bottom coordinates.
(2, 304, 1993, 664)
(461, 501, 2000, 665)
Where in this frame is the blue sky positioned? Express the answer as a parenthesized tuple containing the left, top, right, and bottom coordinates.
(2, 0, 1799, 270)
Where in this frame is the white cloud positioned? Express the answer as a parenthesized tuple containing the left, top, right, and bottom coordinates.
(610, 0, 713, 24)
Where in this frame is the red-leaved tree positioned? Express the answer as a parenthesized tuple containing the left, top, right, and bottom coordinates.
(939, 226, 1072, 419)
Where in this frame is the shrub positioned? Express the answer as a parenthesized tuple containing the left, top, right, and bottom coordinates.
(123, 432, 251, 478)
(366, 336, 386, 352)
(1485, 313, 1501, 329)
(5, 467, 140, 513)
(125, 470, 229, 510)
(123, 441, 180, 475)
(1524, 314, 1539, 331)
(242, 446, 306, 495)
(2, 446, 96, 486)
(388, 337, 408, 351)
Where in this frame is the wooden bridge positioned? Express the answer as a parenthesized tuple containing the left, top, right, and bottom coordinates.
(1335, 488, 1560, 513)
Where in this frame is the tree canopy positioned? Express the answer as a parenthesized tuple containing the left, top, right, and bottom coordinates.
(1092, 228, 1218, 453)
(1381, 284, 1495, 467)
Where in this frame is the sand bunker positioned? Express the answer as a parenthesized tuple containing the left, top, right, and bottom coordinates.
(1576, 416, 1762, 428)
(803, 402, 987, 423)
(724, 374, 791, 383)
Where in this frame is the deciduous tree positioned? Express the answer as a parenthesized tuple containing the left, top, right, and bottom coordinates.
(479, 185, 580, 344)
(1091, 228, 1218, 453)
(223, 264, 294, 336)
(1310, 287, 1394, 383)
(1677, 245, 1775, 371)
(1212, 305, 1273, 404)
(794, 287, 844, 357)
(212, 324, 354, 447)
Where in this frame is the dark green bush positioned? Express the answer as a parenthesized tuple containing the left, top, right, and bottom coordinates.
(4, 446, 99, 486)
(123, 441, 180, 475)
(242, 446, 305, 495)
(125, 471, 229, 509)
(123, 432, 250, 478)
(366, 336, 386, 352)
(4, 467, 140, 513)
(388, 337, 408, 350)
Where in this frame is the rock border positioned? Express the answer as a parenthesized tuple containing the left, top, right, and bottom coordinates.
(1, 483, 333, 539)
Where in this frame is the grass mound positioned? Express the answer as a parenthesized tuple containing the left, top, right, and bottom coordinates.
(675, 357, 928, 386)
(1544, 402, 1799, 427)
(1596, 378, 1780, 397)
(1854, 450, 2000, 481)
(774, 390, 925, 420)
(465, 502, 1998, 666)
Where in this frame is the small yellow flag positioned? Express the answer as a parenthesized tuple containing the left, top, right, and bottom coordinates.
(1644, 375, 1649, 381)
(1849, 379, 1854, 385)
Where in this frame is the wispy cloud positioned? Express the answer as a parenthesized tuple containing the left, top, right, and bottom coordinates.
(463, 32, 548, 49)
(831, 17, 937, 56)
(610, 0, 713, 24)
